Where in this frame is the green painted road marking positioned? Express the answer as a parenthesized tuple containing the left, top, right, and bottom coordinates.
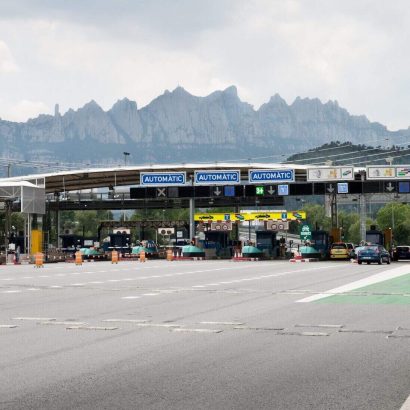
(317, 273, 410, 304)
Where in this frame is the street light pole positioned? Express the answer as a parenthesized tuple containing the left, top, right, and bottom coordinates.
(123, 152, 130, 166)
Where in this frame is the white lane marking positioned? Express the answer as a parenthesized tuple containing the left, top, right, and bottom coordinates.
(121, 296, 140, 299)
(2, 290, 22, 294)
(192, 285, 205, 288)
(23, 276, 33, 279)
(191, 265, 341, 289)
(400, 394, 410, 410)
(297, 265, 410, 303)
(200, 321, 244, 326)
(133, 323, 180, 328)
(142, 293, 160, 296)
(0, 324, 18, 328)
(71, 283, 85, 286)
(28, 288, 40, 291)
(66, 326, 118, 331)
(171, 328, 223, 333)
(48, 285, 63, 289)
(89, 281, 103, 284)
(108, 279, 120, 282)
(13, 317, 56, 321)
(294, 324, 344, 329)
(102, 319, 149, 323)
(39, 275, 49, 278)
(38, 321, 87, 326)
(278, 331, 329, 336)
(55, 274, 66, 277)
(1, 278, 14, 281)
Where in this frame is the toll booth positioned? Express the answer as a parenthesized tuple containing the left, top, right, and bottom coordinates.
(60, 234, 84, 252)
(203, 230, 232, 258)
(102, 232, 131, 253)
(366, 226, 385, 246)
(255, 230, 278, 258)
(311, 230, 330, 259)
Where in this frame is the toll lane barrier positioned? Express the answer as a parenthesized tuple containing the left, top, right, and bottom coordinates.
(173, 256, 205, 261)
(232, 257, 260, 262)
(34, 253, 44, 268)
(75, 251, 82, 266)
(289, 258, 319, 263)
(111, 250, 119, 264)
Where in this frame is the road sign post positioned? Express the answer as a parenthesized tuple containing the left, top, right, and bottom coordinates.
(300, 224, 312, 242)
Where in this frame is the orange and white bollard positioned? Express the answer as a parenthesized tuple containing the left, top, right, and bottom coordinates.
(139, 250, 146, 263)
(34, 253, 44, 268)
(75, 251, 82, 266)
(111, 250, 119, 264)
(166, 249, 173, 261)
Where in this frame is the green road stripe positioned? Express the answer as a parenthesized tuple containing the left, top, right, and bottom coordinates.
(317, 273, 410, 304)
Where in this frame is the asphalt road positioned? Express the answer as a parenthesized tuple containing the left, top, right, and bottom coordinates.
(0, 259, 409, 410)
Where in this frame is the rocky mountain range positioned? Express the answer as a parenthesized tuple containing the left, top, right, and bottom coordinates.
(1, 86, 409, 175)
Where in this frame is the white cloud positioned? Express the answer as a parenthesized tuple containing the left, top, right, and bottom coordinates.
(0, 100, 50, 122)
(0, 1, 409, 129)
(0, 40, 19, 73)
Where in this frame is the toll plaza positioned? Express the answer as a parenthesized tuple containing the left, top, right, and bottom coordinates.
(0, 162, 409, 262)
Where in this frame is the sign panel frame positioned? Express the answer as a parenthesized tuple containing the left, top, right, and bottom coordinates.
(194, 170, 240, 185)
(194, 211, 306, 222)
(140, 172, 186, 186)
(307, 167, 354, 182)
(367, 165, 410, 180)
(248, 169, 295, 184)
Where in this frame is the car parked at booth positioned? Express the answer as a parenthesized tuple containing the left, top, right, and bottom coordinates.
(392, 246, 410, 261)
(330, 242, 351, 260)
(357, 245, 391, 265)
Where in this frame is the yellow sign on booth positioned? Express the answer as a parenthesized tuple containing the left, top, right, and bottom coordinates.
(194, 211, 306, 222)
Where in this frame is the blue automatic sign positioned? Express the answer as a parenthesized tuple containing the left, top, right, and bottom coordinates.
(140, 172, 186, 186)
(249, 169, 295, 183)
(194, 170, 240, 185)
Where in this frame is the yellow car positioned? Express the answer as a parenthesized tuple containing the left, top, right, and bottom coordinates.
(330, 242, 351, 259)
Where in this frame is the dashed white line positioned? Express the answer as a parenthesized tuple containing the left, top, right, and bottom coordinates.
(102, 319, 149, 324)
(13, 317, 56, 321)
(171, 328, 223, 333)
(121, 296, 140, 300)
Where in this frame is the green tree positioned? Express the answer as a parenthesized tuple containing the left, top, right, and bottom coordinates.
(376, 203, 410, 230)
(302, 203, 331, 231)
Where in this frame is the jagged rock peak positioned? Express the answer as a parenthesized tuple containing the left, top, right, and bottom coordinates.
(110, 98, 138, 111)
(171, 86, 190, 96)
(268, 93, 287, 104)
(81, 99, 103, 111)
(222, 85, 238, 97)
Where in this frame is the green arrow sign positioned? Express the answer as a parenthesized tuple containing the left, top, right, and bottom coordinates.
(300, 224, 312, 241)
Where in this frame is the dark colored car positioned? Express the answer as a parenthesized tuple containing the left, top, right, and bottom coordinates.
(357, 245, 391, 265)
(392, 246, 410, 261)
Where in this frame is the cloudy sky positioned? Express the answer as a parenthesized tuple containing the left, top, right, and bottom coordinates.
(0, 0, 409, 130)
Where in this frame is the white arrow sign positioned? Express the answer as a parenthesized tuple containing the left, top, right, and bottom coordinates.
(327, 184, 335, 193)
(213, 187, 222, 196)
(267, 186, 276, 195)
(386, 182, 395, 192)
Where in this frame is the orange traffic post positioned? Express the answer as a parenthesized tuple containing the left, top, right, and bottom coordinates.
(111, 250, 119, 264)
(34, 252, 44, 268)
(75, 251, 82, 266)
(139, 250, 146, 263)
(166, 249, 173, 261)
